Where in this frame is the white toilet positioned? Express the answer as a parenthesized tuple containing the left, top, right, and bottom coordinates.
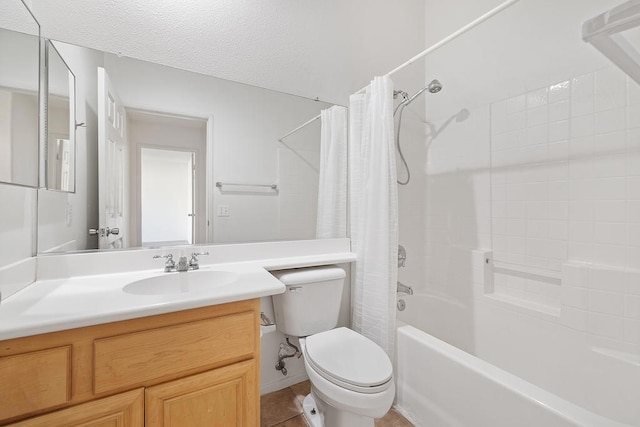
(272, 265, 395, 427)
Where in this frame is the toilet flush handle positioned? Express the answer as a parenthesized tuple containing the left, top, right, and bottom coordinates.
(288, 286, 303, 293)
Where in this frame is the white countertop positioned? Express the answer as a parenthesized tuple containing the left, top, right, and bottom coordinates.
(0, 250, 356, 341)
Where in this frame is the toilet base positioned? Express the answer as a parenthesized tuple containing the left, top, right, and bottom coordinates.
(302, 394, 322, 427)
(302, 391, 375, 427)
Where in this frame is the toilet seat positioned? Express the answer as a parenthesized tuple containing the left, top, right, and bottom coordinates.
(304, 327, 393, 394)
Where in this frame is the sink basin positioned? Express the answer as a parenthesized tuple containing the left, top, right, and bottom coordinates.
(123, 270, 239, 295)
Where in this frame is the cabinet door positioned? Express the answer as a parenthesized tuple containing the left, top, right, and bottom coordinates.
(8, 389, 144, 427)
(145, 359, 257, 427)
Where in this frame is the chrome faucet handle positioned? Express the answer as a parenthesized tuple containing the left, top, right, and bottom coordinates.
(153, 254, 175, 272)
(397, 281, 414, 295)
(189, 251, 209, 270)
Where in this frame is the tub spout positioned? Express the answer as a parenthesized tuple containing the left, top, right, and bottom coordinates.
(397, 281, 413, 295)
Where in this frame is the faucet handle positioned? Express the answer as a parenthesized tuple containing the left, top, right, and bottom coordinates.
(189, 251, 209, 269)
(154, 254, 175, 272)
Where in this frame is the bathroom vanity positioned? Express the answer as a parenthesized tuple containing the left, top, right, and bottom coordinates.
(0, 300, 259, 426)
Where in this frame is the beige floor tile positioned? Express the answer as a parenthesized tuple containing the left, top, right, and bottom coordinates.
(375, 407, 414, 426)
(289, 380, 311, 405)
(271, 414, 310, 427)
(261, 388, 303, 427)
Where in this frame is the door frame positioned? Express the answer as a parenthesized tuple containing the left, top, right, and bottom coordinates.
(127, 109, 213, 247)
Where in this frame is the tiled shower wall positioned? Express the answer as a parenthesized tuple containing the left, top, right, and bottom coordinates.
(489, 65, 640, 349)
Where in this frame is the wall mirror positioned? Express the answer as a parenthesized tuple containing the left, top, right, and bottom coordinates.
(46, 40, 76, 192)
(38, 39, 339, 254)
(0, 1, 40, 188)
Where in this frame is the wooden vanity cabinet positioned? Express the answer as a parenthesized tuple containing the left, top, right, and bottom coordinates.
(0, 299, 260, 426)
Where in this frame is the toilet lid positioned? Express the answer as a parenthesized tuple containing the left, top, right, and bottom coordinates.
(305, 327, 393, 388)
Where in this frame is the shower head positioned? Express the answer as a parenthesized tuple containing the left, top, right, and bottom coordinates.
(404, 79, 443, 105)
(427, 79, 443, 93)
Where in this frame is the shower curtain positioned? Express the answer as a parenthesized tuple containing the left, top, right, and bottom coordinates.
(316, 105, 348, 238)
(349, 76, 398, 358)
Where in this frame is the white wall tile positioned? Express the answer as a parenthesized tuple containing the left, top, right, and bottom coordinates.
(625, 294, 640, 319)
(589, 289, 625, 315)
(570, 115, 594, 139)
(626, 271, 640, 295)
(491, 99, 507, 135)
(628, 77, 640, 105)
(595, 222, 626, 246)
(623, 318, 640, 344)
(594, 130, 626, 154)
(625, 246, 640, 270)
(627, 104, 640, 129)
(595, 67, 627, 112)
(549, 100, 570, 122)
(628, 176, 640, 200)
(562, 263, 589, 287)
(587, 311, 624, 340)
(627, 201, 640, 222)
(560, 305, 587, 331)
(571, 73, 595, 117)
(506, 111, 526, 132)
(629, 128, 640, 151)
(594, 201, 626, 223)
(590, 266, 625, 292)
(527, 106, 548, 128)
(549, 81, 570, 104)
(628, 223, 640, 247)
(549, 120, 569, 143)
(527, 87, 548, 109)
(506, 94, 526, 114)
(562, 286, 588, 309)
(595, 244, 626, 268)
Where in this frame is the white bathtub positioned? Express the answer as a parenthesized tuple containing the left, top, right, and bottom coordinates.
(395, 324, 629, 427)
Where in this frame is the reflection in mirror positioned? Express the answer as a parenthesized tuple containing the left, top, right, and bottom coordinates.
(37, 40, 339, 254)
(0, 2, 39, 188)
(0, 0, 39, 271)
(46, 40, 75, 192)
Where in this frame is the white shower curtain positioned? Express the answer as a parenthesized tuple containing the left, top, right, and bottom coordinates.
(349, 76, 398, 358)
(316, 105, 348, 238)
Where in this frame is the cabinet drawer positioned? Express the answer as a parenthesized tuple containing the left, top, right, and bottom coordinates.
(0, 346, 71, 420)
(94, 311, 256, 394)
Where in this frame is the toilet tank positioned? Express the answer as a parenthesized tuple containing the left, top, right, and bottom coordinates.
(271, 265, 346, 337)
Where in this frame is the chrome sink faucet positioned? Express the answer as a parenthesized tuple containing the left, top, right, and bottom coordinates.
(153, 252, 209, 273)
(154, 251, 209, 272)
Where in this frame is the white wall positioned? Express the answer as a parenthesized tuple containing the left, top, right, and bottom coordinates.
(30, 0, 425, 106)
(405, 0, 640, 424)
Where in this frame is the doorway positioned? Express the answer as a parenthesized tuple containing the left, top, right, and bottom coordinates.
(140, 147, 195, 246)
(128, 110, 208, 247)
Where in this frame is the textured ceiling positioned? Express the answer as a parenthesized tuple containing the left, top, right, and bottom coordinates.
(30, 0, 426, 105)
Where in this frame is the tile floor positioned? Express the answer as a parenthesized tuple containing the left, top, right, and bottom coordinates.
(260, 380, 413, 427)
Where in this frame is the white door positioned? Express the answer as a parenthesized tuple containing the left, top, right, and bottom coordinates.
(96, 67, 128, 249)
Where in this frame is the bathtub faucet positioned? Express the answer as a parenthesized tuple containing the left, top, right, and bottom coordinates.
(397, 281, 413, 295)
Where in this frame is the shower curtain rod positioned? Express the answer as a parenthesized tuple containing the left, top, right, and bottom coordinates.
(354, 0, 521, 95)
(278, 114, 321, 142)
